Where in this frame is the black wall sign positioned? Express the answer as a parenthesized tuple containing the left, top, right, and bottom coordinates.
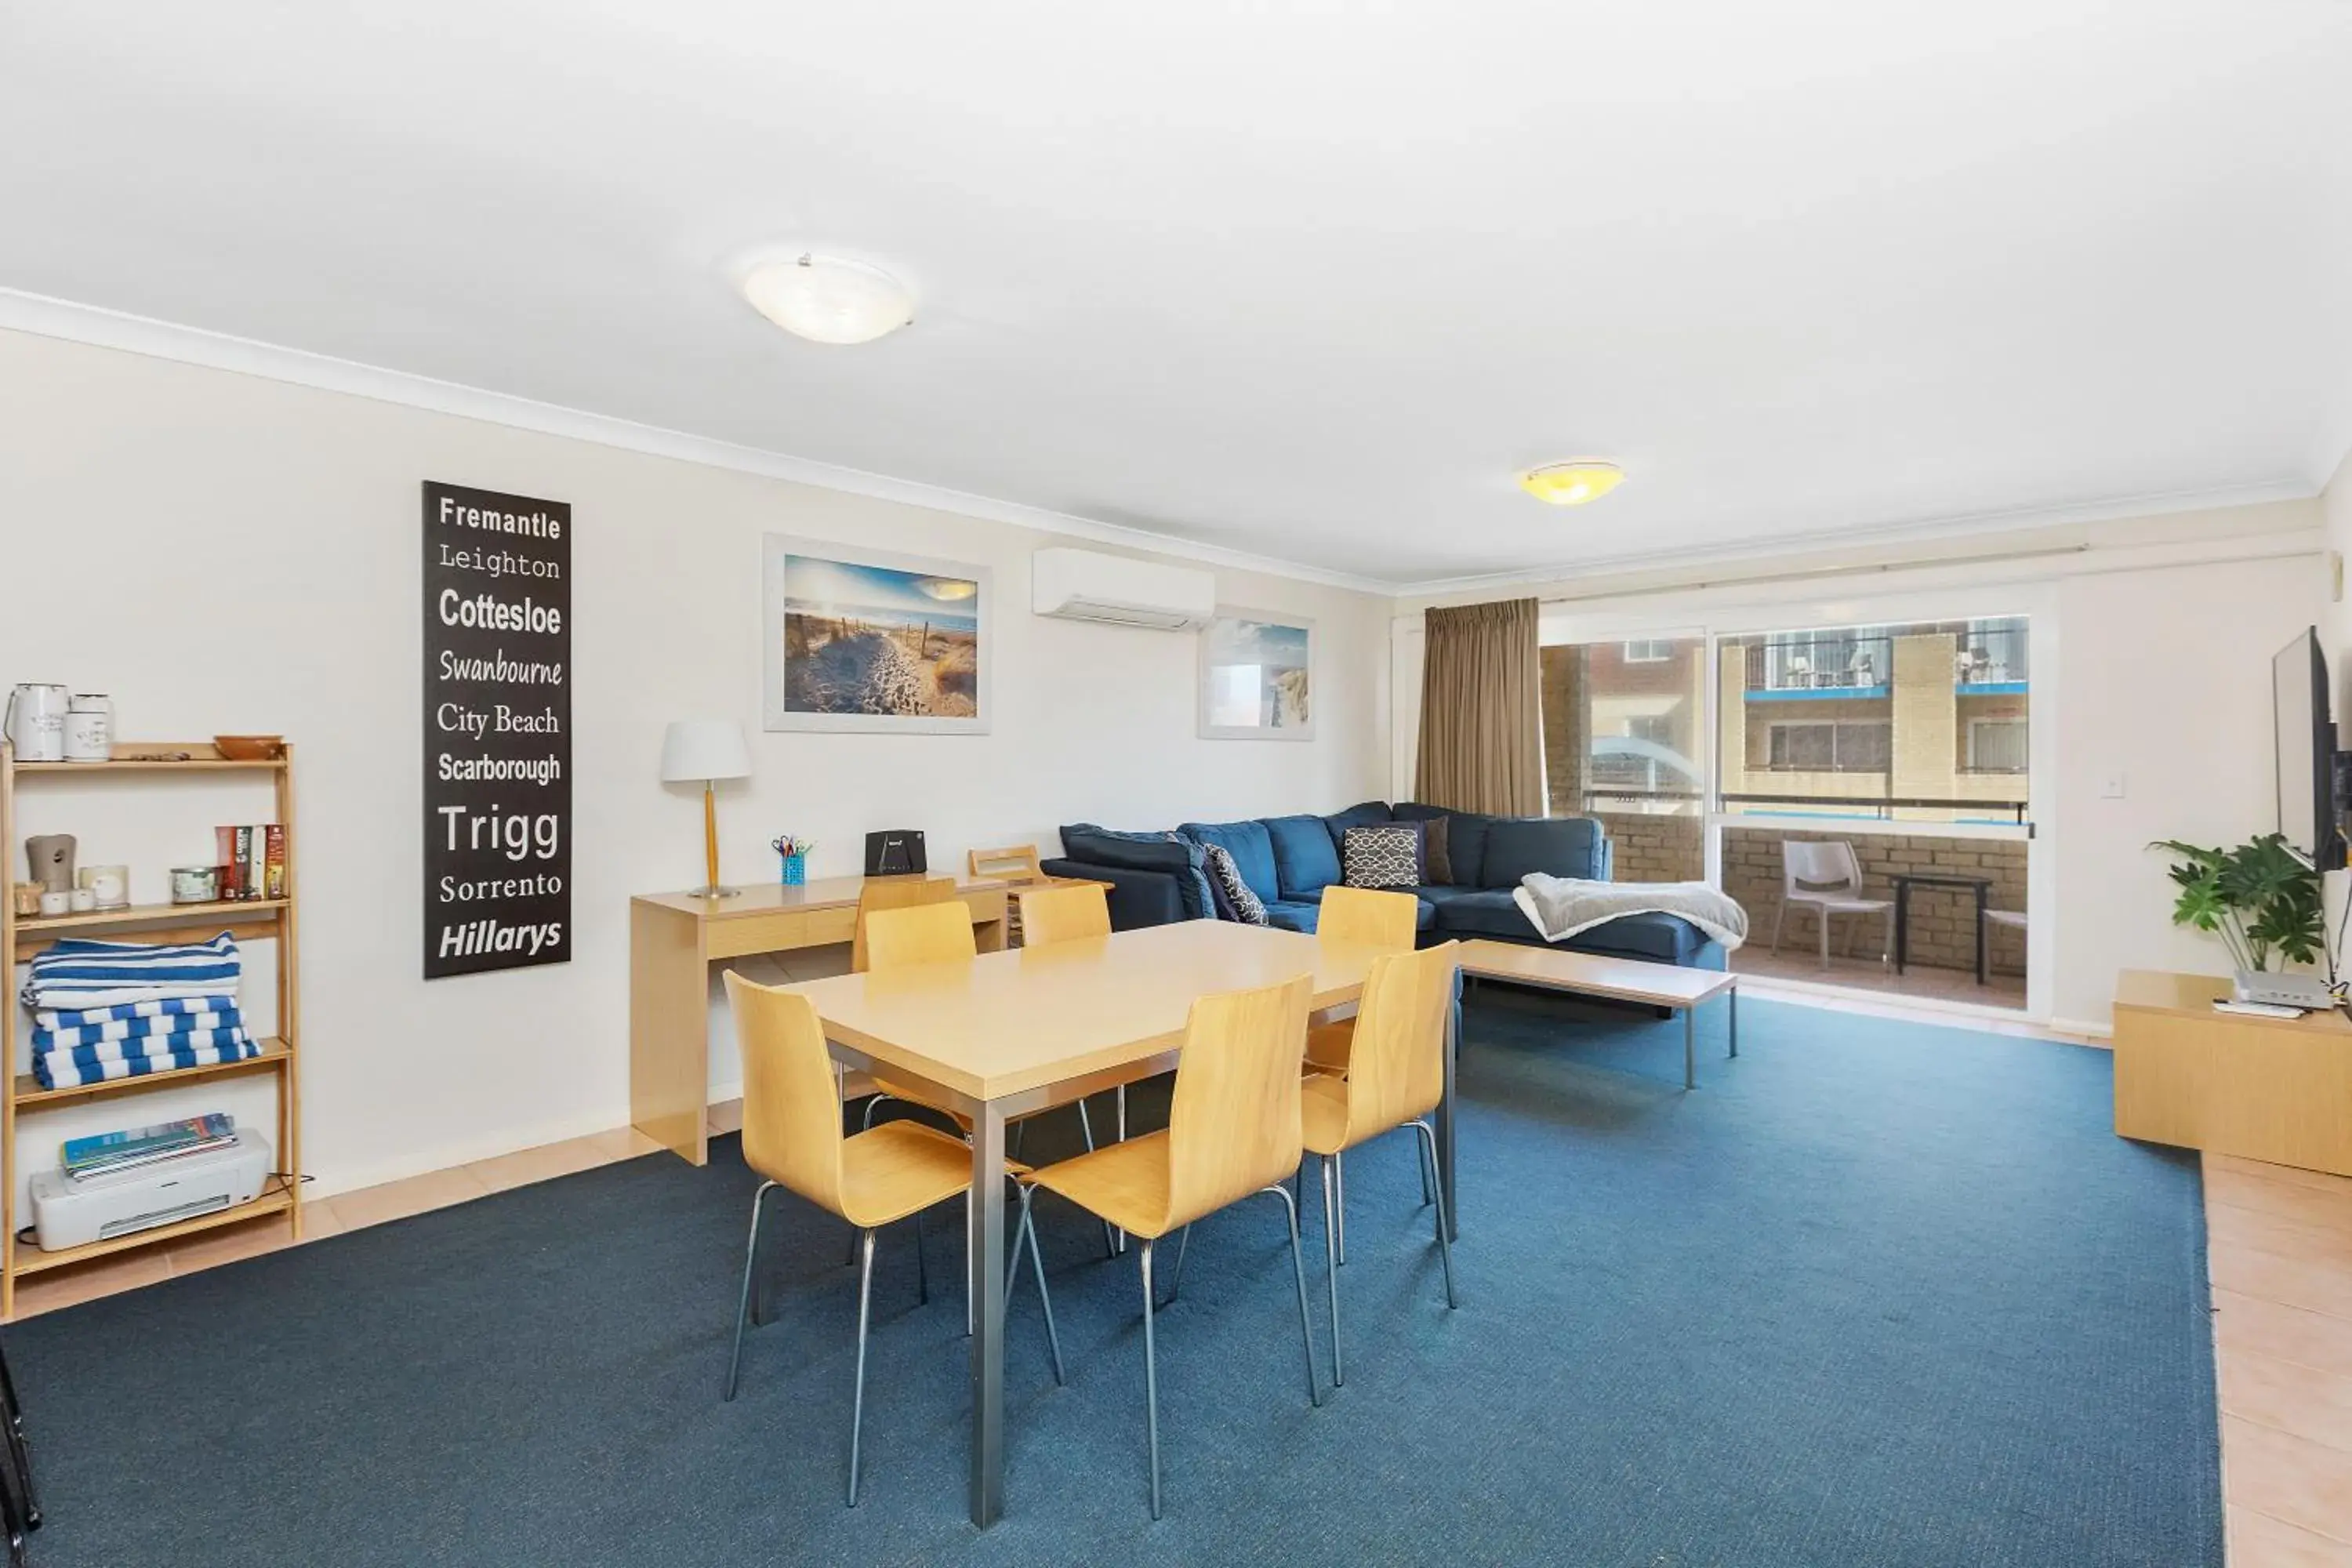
(422, 481, 572, 978)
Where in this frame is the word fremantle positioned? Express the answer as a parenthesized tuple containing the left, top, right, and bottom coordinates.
(423, 481, 573, 978)
(436, 494, 564, 539)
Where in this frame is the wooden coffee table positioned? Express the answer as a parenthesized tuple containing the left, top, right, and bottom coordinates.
(1454, 938, 1740, 1090)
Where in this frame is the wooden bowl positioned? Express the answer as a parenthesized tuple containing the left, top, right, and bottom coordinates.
(212, 735, 285, 761)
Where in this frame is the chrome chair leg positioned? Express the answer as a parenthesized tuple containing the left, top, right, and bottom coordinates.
(848, 1227, 877, 1507)
(1417, 1129, 1435, 1207)
(1114, 1085, 1130, 1255)
(1139, 1237, 1162, 1519)
(1319, 1155, 1344, 1386)
(724, 1180, 775, 1401)
(1334, 1151, 1347, 1266)
(1161, 1225, 1192, 1305)
(1261, 1182, 1323, 1410)
(1073, 1098, 1117, 1256)
(1002, 1184, 1065, 1385)
(1412, 1120, 1457, 1309)
(913, 1203, 929, 1305)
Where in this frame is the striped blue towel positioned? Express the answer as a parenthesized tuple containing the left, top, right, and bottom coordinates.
(31, 1006, 245, 1053)
(34, 994, 236, 1033)
(33, 1032, 260, 1091)
(21, 932, 241, 1008)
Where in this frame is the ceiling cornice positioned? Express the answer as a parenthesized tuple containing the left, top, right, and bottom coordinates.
(1391, 477, 2320, 599)
(0, 286, 1397, 597)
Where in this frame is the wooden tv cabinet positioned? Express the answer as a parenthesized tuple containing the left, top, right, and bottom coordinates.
(2112, 970, 2352, 1177)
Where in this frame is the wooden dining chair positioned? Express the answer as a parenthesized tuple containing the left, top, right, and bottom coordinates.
(1015, 882, 1110, 946)
(1303, 885, 1427, 1249)
(863, 898, 1112, 1262)
(851, 876, 960, 974)
(1298, 942, 1461, 1386)
(1021, 974, 1323, 1518)
(720, 971, 1062, 1506)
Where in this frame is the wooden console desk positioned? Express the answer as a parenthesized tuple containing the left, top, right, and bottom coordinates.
(629, 877, 1008, 1164)
(2112, 970, 2352, 1177)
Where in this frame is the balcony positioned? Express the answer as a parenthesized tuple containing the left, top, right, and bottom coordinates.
(1742, 624, 2027, 702)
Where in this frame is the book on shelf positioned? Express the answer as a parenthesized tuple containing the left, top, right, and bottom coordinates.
(62, 1112, 236, 1179)
(212, 824, 285, 900)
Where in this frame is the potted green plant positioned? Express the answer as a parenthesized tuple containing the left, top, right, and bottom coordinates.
(2147, 832, 2323, 973)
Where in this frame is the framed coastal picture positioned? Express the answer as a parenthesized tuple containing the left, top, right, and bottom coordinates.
(1198, 608, 1315, 741)
(761, 535, 992, 734)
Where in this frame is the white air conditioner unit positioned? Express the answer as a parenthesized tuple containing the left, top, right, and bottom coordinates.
(1032, 547, 1216, 632)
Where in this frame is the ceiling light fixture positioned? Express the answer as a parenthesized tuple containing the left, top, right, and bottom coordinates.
(1519, 460, 1625, 506)
(741, 254, 914, 345)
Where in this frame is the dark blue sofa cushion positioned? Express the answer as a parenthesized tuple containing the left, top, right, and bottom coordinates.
(1482, 816, 1607, 888)
(1040, 857, 1184, 930)
(1569, 911, 1721, 967)
(1394, 804, 1498, 887)
(1178, 820, 1279, 907)
(1262, 899, 1322, 933)
(1320, 800, 1394, 855)
(1425, 889, 1534, 942)
(1264, 814, 1344, 899)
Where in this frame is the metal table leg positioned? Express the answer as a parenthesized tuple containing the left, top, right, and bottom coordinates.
(1683, 1007, 1696, 1091)
(1728, 985, 1739, 1058)
(1893, 880, 1910, 975)
(1436, 980, 1460, 1243)
(967, 1103, 1007, 1528)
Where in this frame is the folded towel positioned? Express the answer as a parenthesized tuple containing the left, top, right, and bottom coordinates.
(33, 1033, 260, 1091)
(23, 933, 241, 1008)
(42, 1026, 254, 1073)
(34, 994, 237, 1032)
(33, 1007, 245, 1053)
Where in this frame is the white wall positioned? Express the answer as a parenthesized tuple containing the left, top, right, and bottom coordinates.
(2048, 553, 2320, 1025)
(1387, 501, 2325, 1029)
(0, 328, 1392, 1202)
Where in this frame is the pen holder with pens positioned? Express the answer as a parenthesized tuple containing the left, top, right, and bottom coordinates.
(772, 833, 814, 887)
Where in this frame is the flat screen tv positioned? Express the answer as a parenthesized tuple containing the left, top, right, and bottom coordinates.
(2274, 626, 2340, 866)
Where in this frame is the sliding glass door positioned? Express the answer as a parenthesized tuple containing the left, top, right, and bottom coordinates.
(1538, 604, 2045, 1014)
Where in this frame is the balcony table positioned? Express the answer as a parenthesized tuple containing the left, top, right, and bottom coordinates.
(1889, 872, 1992, 985)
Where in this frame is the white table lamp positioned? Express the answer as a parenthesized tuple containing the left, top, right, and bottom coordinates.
(661, 720, 752, 898)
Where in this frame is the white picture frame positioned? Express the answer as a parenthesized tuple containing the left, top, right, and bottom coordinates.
(1198, 608, 1316, 741)
(762, 534, 993, 735)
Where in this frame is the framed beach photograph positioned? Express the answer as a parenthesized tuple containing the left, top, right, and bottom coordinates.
(1198, 608, 1315, 741)
(761, 535, 992, 734)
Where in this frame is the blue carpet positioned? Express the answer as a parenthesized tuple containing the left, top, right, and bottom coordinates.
(9, 996, 2218, 1566)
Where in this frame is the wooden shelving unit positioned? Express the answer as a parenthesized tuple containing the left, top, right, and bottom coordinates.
(0, 740, 303, 1316)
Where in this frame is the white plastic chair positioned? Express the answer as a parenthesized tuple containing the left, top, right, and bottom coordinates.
(1770, 840, 1891, 971)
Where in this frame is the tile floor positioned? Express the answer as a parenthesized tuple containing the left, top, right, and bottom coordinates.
(1730, 940, 2027, 1009)
(9, 1005, 2348, 1566)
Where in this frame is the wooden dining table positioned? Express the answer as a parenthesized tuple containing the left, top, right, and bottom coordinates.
(781, 919, 1456, 1528)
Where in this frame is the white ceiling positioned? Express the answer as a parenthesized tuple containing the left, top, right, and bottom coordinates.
(4, 2, 2349, 586)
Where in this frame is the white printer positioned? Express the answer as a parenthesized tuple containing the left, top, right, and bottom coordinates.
(28, 1130, 271, 1251)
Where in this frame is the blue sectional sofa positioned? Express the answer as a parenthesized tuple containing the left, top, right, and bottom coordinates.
(1043, 801, 1723, 971)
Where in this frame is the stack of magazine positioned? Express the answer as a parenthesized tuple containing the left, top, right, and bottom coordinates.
(61, 1112, 237, 1182)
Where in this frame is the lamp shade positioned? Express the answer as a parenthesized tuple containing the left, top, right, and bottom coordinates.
(660, 720, 751, 782)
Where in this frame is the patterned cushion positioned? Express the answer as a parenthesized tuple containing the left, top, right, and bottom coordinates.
(1202, 843, 1269, 925)
(1341, 825, 1422, 890)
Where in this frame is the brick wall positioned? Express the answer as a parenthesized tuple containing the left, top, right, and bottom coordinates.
(1721, 825, 2027, 974)
(1593, 811, 1704, 884)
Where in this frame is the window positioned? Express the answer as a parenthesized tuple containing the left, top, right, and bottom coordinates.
(1622, 638, 1673, 663)
(1766, 720, 1890, 773)
(1625, 714, 1675, 746)
(1967, 718, 2027, 773)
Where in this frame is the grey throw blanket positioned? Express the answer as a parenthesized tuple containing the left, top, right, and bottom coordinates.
(1512, 874, 1749, 951)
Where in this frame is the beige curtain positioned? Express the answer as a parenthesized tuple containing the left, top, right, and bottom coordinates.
(1414, 597, 1543, 815)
